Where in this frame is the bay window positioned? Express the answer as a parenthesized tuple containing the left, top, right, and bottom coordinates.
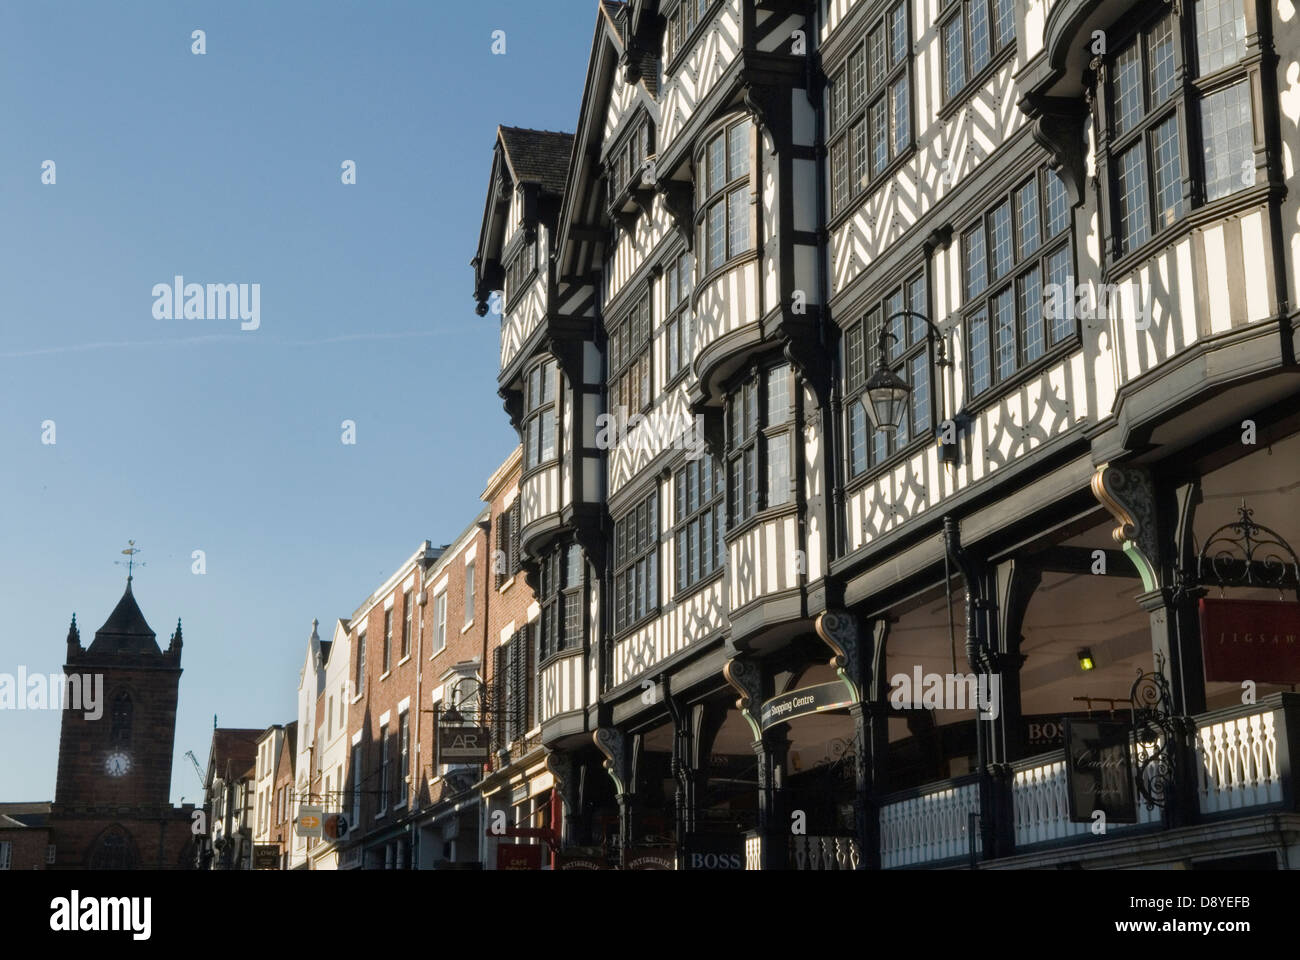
(538, 542, 584, 661)
(663, 249, 696, 382)
(696, 117, 753, 274)
(1104, 0, 1257, 258)
(523, 359, 558, 470)
(674, 454, 726, 595)
(727, 362, 794, 525)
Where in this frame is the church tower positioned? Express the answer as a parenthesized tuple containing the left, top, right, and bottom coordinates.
(54, 575, 183, 807)
(49, 561, 192, 869)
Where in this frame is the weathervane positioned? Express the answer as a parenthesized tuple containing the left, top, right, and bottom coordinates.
(116, 540, 145, 581)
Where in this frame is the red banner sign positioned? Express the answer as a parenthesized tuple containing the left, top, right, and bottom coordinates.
(496, 843, 543, 870)
(1200, 598, 1300, 683)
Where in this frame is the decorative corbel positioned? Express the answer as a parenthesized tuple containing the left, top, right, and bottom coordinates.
(783, 332, 831, 405)
(593, 727, 632, 795)
(814, 610, 864, 703)
(654, 177, 695, 249)
(742, 76, 783, 152)
(1022, 93, 1090, 208)
(498, 383, 524, 433)
(545, 749, 580, 825)
(1092, 464, 1161, 592)
(723, 656, 764, 740)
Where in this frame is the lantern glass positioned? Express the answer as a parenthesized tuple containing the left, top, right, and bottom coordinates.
(862, 365, 912, 434)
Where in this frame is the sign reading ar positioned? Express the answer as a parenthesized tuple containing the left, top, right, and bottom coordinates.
(438, 724, 492, 764)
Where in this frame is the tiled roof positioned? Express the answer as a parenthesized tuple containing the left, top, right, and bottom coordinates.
(210, 728, 263, 781)
(498, 127, 574, 198)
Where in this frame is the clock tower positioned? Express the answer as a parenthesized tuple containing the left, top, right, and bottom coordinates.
(49, 569, 193, 868)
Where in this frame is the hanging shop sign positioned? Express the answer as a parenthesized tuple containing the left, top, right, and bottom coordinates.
(323, 813, 349, 840)
(437, 724, 492, 764)
(252, 844, 280, 870)
(683, 833, 747, 870)
(1199, 598, 1300, 683)
(555, 847, 607, 870)
(1063, 719, 1137, 825)
(1023, 711, 1132, 751)
(624, 844, 676, 870)
(295, 805, 323, 838)
(760, 681, 854, 731)
(496, 843, 544, 870)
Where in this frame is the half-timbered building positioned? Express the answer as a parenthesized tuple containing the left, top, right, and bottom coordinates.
(473, 0, 1300, 870)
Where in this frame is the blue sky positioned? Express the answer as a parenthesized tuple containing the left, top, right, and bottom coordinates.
(0, 0, 592, 802)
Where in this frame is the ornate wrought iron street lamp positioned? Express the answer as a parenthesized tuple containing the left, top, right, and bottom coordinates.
(860, 310, 950, 434)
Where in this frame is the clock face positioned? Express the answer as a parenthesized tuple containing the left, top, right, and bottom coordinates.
(105, 751, 132, 777)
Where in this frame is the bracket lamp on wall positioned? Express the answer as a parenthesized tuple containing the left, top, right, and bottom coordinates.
(1077, 648, 1096, 672)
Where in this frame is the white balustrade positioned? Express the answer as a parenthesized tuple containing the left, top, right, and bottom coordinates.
(878, 780, 981, 868)
(1196, 709, 1282, 814)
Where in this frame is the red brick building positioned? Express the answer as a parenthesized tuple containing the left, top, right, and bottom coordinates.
(337, 447, 534, 869)
(0, 803, 53, 870)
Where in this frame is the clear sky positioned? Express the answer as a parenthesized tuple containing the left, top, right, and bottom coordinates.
(0, 0, 592, 802)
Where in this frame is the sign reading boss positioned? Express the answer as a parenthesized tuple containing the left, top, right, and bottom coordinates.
(685, 834, 746, 870)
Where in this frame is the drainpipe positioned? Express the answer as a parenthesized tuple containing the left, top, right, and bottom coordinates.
(807, 12, 842, 564)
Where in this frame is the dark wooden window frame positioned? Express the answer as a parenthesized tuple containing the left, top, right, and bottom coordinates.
(673, 454, 726, 598)
(960, 166, 1077, 407)
(726, 359, 795, 530)
(607, 286, 654, 417)
(841, 267, 934, 483)
(523, 357, 560, 471)
(828, 0, 914, 219)
(1098, 0, 1262, 264)
(695, 115, 755, 283)
(938, 0, 1017, 115)
(613, 488, 659, 636)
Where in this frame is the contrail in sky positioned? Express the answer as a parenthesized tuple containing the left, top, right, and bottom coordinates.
(0, 330, 442, 359)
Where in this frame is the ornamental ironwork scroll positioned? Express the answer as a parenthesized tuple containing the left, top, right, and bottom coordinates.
(1128, 652, 1194, 812)
(1185, 502, 1300, 600)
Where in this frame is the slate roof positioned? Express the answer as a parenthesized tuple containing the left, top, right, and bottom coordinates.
(86, 579, 160, 656)
(498, 127, 574, 198)
(0, 802, 52, 829)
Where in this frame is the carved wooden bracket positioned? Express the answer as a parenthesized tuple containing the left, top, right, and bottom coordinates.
(723, 656, 764, 740)
(1092, 464, 1160, 592)
(1023, 93, 1090, 208)
(655, 178, 695, 249)
(593, 727, 631, 796)
(814, 610, 863, 703)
